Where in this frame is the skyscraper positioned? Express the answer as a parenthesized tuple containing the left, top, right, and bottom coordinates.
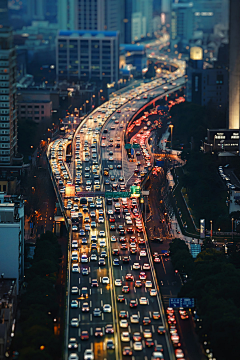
(58, 0, 125, 42)
(229, 0, 240, 129)
(0, 0, 17, 166)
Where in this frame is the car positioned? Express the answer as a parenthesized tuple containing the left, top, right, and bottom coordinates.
(110, 224, 116, 231)
(115, 279, 122, 286)
(133, 263, 140, 270)
(93, 308, 101, 317)
(145, 281, 152, 288)
(95, 328, 103, 337)
(68, 354, 79, 360)
(139, 297, 148, 305)
(153, 311, 160, 320)
(143, 329, 152, 338)
(121, 332, 130, 342)
(99, 230, 105, 237)
(122, 285, 129, 293)
(72, 264, 79, 273)
(139, 272, 147, 280)
(150, 289, 157, 296)
(102, 276, 110, 284)
(130, 314, 139, 323)
(155, 344, 163, 352)
(98, 216, 104, 223)
(145, 338, 154, 347)
(133, 332, 141, 342)
(82, 268, 89, 276)
(123, 256, 130, 263)
(157, 325, 166, 335)
(143, 263, 150, 270)
(120, 319, 128, 328)
(117, 295, 125, 303)
(98, 258, 106, 266)
(122, 347, 132, 356)
(84, 349, 94, 360)
(129, 299, 138, 308)
(80, 330, 89, 340)
(106, 339, 115, 350)
(111, 235, 117, 242)
(112, 248, 119, 255)
(119, 310, 127, 318)
(168, 315, 176, 324)
(90, 254, 97, 261)
(117, 164, 122, 169)
(82, 302, 89, 312)
(103, 304, 112, 313)
(175, 348, 184, 358)
(68, 338, 78, 349)
(105, 324, 114, 334)
(133, 341, 143, 351)
(113, 258, 119, 266)
(154, 257, 161, 263)
(140, 250, 147, 256)
(91, 279, 98, 287)
(167, 307, 174, 315)
(71, 300, 78, 308)
(72, 225, 78, 231)
(125, 273, 133, 281)
(71, 286, 78, 294)
(100, 251, 107, 257)
(135, 280, 142, 288)
(99, 239, 106, 247)
(143, 316, 151, 325)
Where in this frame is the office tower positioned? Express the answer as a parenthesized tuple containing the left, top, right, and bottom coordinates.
(0, 193, 24, 293)
(229, 0, 240, 129)
(171, 2, 194, 49)
(0, 0, 17, 166)
(56, 30, 119, 83)
(161, 0, 171, 26)
(125, 0, 153, 43)
(27, 0, 45, 20)
(58, 0, 125, 42)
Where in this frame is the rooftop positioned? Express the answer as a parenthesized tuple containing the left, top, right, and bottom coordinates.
(58, 30, 119, 38)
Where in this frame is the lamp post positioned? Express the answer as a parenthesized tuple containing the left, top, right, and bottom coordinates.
(169, 124, 174, 150)
(210, 220, 212, 240)
(232, 218, 234, 240)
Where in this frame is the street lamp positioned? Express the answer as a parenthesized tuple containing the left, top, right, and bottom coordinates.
(169, 124, 174, 150)
(232, 218, 234, 240)
(210, 220, 212, 240)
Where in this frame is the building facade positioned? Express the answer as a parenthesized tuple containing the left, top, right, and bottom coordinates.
(0, 193, 24, 293)
(17, 89, 52, 123)
(56, 30, 119, 83)
(58, 0, 125, 42)
(229, 0, 240, 129)
(0, 13, 17, 166)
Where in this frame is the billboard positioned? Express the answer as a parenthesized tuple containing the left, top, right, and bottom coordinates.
(65, 184, 75, 197)
(200, 219, 205, 239)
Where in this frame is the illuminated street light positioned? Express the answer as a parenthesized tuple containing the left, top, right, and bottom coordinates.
(169, 124, 174, 149)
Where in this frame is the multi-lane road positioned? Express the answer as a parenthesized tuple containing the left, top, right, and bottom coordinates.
(48, 73, 186, 360)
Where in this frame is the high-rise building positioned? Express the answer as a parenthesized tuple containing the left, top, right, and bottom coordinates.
(56, 30, 119, 83)
(0, 193, 24, 293)
(125, 0, 153, 43)
(0, 0, 18, 166)
(58, 0, 125, 42)
(171, 2, 194, 50)
(229, 0, 240, 130)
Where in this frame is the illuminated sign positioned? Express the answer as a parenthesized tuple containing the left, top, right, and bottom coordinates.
(65, 184, 75, 197)
(200, 219, 205, 239)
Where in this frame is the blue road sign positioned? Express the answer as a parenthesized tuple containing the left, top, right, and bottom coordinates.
(131, 148, 134, 156)
(169, 298, 195, 308)
(190, 243, 201, 259)
(30, 222, 33, 229)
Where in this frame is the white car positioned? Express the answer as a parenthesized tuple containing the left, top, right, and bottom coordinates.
(120, 319, 128, 328)
(69, 354, 79, 360)
(108, 209, 114, 215)
(98, 216, 104, 223)
(126, 219, 133, 225)
(99, 230, 105, 237)
(102, 277, 110, 284)
(115, 279, 122, 286)
(72, 264, 79, 273)
(71, 240, 78, 248)
(130, 314, 139, 323)
(81, 254, 88, 263)
(100, 240, 106, 247)
(71, 286, 78, 294)
(150, 289, 157, 296)
(133, 341, 143, 351)
(140, 250, 147, 257)
(84, 349, 94, 360)
(111, 236, 117, 242)
(71, 300, 78, 308)
(121, 332, 130, 342)
(103, 304, 112, 313)
(139, 297, 148, 305)
(70, 318, 79, 327)
(133, 263, 140, 270)
(145, 281, 152, 288)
